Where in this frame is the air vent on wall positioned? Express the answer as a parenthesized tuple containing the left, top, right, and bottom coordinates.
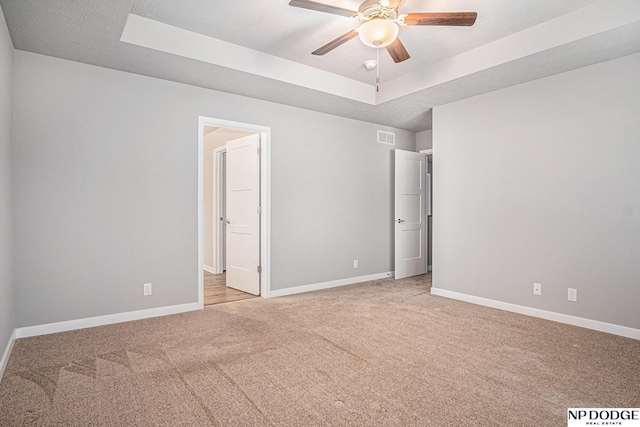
(377, 130, 395, 145)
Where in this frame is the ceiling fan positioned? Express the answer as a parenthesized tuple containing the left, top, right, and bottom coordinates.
(289, 0, 478, 63)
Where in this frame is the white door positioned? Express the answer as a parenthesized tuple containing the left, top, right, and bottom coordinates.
(225, 134, 260, 295)
(395, 149, 427, 279)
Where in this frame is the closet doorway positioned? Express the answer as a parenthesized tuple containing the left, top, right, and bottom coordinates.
(420, 149, 433, 272)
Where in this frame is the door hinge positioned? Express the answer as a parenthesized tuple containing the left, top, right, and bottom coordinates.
(257, 147, 261, 156)
(257, 266, 262, 274)
(257, 206, 262, 215)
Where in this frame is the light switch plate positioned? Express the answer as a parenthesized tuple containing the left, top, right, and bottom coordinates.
(533, 283, 542, 296)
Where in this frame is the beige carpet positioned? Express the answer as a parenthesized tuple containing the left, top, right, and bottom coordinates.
(1, 274, 638, 426)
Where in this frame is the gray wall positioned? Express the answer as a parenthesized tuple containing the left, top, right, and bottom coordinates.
(433, 52, 640, 329)
(12, 51, 414, 328)
(0, 4, 14, 355)
(415, 130, 432, 152)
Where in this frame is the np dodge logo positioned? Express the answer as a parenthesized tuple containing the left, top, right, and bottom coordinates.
(568, 408, 640, 426)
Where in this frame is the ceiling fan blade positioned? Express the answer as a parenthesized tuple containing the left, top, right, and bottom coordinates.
(289, 0, 358, 18)
(312, 30, 359, 56)
(386, 37, 410, 63)
(404, 12, 477, 26)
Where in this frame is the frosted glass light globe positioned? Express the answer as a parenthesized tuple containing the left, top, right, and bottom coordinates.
(358, 19, 399, 48)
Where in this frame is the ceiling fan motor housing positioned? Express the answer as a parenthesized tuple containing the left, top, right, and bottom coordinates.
(358, 0, 398, 21)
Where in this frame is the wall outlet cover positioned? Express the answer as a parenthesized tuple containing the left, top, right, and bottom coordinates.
(568, 288, 577, 302)
(143, 283, 152, 296)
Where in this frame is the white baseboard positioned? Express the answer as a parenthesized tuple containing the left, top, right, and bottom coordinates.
(0, 330, 16, 382)
(430, 288, 640, 341)
(203, 265, 216, 274)
(14, 302, 200, 339)
(267, 272, 394, 298)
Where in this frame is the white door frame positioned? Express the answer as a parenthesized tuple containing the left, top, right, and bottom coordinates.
(198, 116, 272, 308)
(213, 145, 226, 274)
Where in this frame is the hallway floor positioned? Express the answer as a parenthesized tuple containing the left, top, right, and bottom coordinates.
(204, 271, 258, 306)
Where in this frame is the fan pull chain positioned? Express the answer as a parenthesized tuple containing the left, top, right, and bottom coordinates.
(376, 46, 380, 92)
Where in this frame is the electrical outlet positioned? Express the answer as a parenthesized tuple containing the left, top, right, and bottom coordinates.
(143, 283, 152, 296)
(568, 288, 577, 302)
(353, 260, 359, 268)
(533, 282, 542, 296)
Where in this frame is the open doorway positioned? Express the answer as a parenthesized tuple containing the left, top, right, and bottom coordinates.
(204, 128, 256, 305)
(197, 117, 272, 308)
(420, 149, 433, 272)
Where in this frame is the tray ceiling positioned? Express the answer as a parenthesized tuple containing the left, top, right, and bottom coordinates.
(2, 0, 640, 131)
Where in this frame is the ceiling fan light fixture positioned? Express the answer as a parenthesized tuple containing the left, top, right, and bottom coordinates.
(358, 18, 399, 48)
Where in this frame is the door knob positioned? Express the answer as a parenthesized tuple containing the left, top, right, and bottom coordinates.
(398, 219, 405, 223)
(225, 219, 231, 224)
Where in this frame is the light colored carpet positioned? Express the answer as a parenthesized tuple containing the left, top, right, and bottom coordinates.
(1, 274, 638, 426)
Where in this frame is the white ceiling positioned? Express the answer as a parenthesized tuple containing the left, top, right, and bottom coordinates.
(2, 0, 640, 131)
